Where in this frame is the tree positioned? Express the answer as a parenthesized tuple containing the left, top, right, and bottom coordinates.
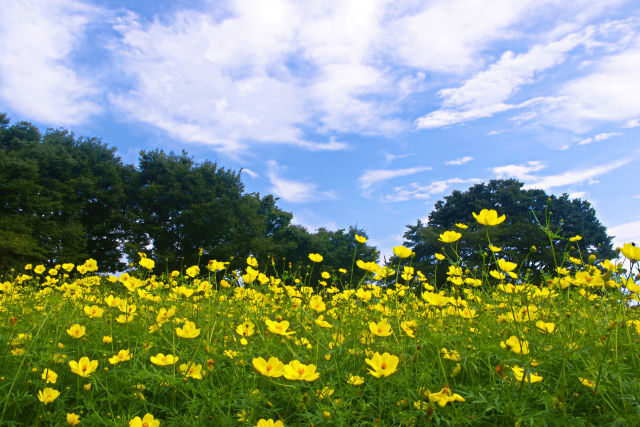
(402, 179, 615, 286)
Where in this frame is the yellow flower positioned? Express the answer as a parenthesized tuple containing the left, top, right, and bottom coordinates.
(536, 320, 556, 334)
(252, 356, 285, 378)
(489, 244, 501, 252)
(355, 234, 367, 243)
(41, 368, 58, 384)
(435, 253, 445, 261)
(246, 256, 258, 267)
(440, 347, 461, 361)
(37, 387, 60, 404)
(83, 305, 104, 318)
(428, 385, 465, 406)
(315, 315, 332, 328)
(369, 319, 393, 337)
(500, 336, 529, 355)
(150, 353, 179, 366)
(34, 265, 46, 274)
(129, 413, 160, 427)
(438, 230, 462, 243)
(108, 349, 132, 365)
(265, 319, 295, 336)
(283, 360, 319, 381)
(347, 374, 365, 385)
(139, 257, 155, 270)
(578, 377, 595, 388)
(308, 253, 323, 263)
(309, 295, 326, 313)
(393, 246, 412, 258)
(621, 243, 640, 262)
(455, 223, 468, 229)
(236, 320, 255, 337)
(67, 324, 86, 339)
(66, 413, 81, 425)
(179, 363, 204, 379)
(497, 259, 517, 272)
(69, 357, 98, 377)
(512, 365, 543, 383)
(176, 321, 200, 338)
(569, 235, 583, 242)
(400, 320, 417, 338)
(472, 209, 506, 226)
(365, 352, 399, 378)
(255, 420, 284, 427)
(185, 265, 200, 277)
(102, 335, 113, 344)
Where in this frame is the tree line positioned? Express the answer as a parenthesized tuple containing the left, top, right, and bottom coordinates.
(0, 114, 378, 274)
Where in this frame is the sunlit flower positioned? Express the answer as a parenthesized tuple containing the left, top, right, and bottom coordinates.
(83, 305, 104, 318)
(255, 420, 284, 427)
(536, 320, 556, 334)
(236, 320, 255, 337)
(102, 335, 113, 344)
(139, 257, 155, 270)
(179, 363, 204, 379)
(400, 320, 417, 338)
(67, 324, 86, 339)
(252, 356, 285, 378)
(109, 349, 132, 365)
(66, 413, 80, 425)
(512, 365, 543, 383)
(435, 253, 445, 261)
(308, 253, 323, 263)
(150, 353, 179, 366)
(369, 319, 392, 337)
(355, 234, 367, 243)
(489, 244, 502, 252)
(37, 387, 60, 404)
(500, 336, 529, 355)
(129, 413, 160, 427)
(185, 265, 200, 277)
(365, 352, 399, 378)
(69, 357, 98, 377)
(283, 360, 319, 381)
(347, 374, 365, 385)
(455, 223, 468, 229)
(439, 230, 462, 243)
(41, 368, 58, 384)
(176, 321, 200, 338)
(473, 209, 506, 226)
(428, 385, 465, 406)
(621, 243, 640, 262)
(265, 319, 295, 336)
(441, 348, 461, 361)
(34, 265, 46, 274)
(393, 246, 412, 258)
(315, 315, 332, 328)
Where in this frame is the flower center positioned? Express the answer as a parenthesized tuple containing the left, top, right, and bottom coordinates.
(298, 368, 306, 376)
(381, 363, 387, 370)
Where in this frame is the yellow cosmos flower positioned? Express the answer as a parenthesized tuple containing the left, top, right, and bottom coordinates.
(473, 209, 506, 226)
(109, 349, 132, 365)
(365, 352, 399, 378)
(150, 353, 179, 366)
(621, 243, 640, 262)
(66, 413, 80, 425)
(67, 324, 86, 339)
(578, 377, 595, 388)
(185, 265, 200, 277)
(455, 223, 468, 229)
(347, 374, 365, 385)
(428, 385, 465, 406)
(536, 320, 556, 334)
(500, 336, 529, 355)
(265, 319, 295, 336)
(236, 320, 255, 337)
(255, 420, 284, 427)
(369, 319, 393, 337)
(83, 305, 104, 318)
(400, 320, 417, 338)
(246, 256, 258, 267)
(308, 253, 323, 263)
(439, 230, 462, 243)
(497, 259, 517, 272)
(434, 253, 445, 261)
(489, 244, 502, 252)
(283, 360, 320, 381)
(309, 295, 326, 313)
(102, 335, 113, 344)
(569, 235, 583, 242)
(392, 245, 412, 258)
(315, 315, 332, 328)
(34, 264, 46, 274)
(37, 387, 60, 404)
(179, 363, 204, 379)
(176, 321, 200, 338)
(69, 357, 98, 377)
(139, 257, 155, 270)
(41, 368, 58, 384)
(512, 365, 543, 383)
(441, 347, 461, 361)
(129, 413, 160, 427)
(252, 356, 285, 378)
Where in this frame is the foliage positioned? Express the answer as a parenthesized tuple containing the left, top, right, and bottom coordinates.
(402, 179, 615, 287)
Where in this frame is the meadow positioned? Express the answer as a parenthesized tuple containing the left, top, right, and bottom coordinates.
(1, 209, 639, 426)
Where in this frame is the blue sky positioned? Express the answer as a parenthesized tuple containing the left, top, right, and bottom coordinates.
(2, 0, 640, 260)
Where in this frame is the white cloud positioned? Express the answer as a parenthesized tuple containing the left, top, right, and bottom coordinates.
(608, 220, 640, 248)
(567, 191, 586, 199)
(241, 168, 259, 178)
(492, 161, 547, 181)
(578, 131, 622, 145)
(523, 159, 631, 190)
(383, 178, 480, 202)
(623, 118, 640, 128)
(0, 0, 102, 124)
(445, 156, 473, 166)
(358, 166, 431, 191)
(266, 160, 335, 203)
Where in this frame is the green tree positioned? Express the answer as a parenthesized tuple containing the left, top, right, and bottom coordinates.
(401, 179, 615, 286)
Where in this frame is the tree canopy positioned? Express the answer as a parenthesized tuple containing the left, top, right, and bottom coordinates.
(401, 179, 615, 286)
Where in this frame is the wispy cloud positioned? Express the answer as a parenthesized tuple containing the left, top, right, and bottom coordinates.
(383, 178, 480, 202)
(492, 161, 547, 181)
(577, 131, 622, 145)
(0, 0, 102, 124)
(266, 160, 335, 203)
(623, 118, 640, 128)
(241, 168, 259, 179)
(445, 156, 473, 166)
(358, 167, 431, 193)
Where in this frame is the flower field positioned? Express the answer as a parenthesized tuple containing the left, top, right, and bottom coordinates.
(1, 210, 640, 426)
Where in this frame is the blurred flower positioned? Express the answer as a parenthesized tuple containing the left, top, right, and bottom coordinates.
(67, 324, 85, 339)
(66, 413, 80, 425)
(129, 414, 160, 427)
(393, 246, 412, 258)
(308, 253, 323, 263)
